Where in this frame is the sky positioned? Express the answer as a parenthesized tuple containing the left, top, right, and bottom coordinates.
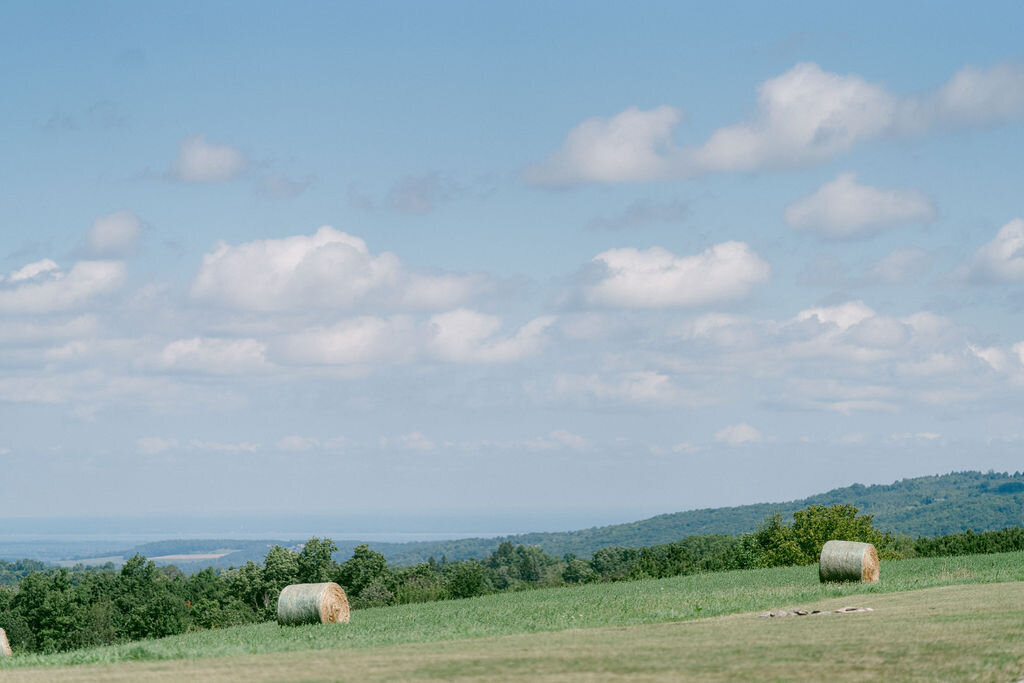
(2, 1, 1024, 526)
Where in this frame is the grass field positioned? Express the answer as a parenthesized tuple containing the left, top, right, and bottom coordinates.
(3, 552, 1024, 680)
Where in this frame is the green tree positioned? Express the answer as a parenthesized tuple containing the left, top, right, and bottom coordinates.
(356, 581, 395, 608)
(114, 555, 188, 641)
(590, 547, 641, 581)
(791, 504, 886, 563)
(562, 555, 598, 584)
(748, 513, 805, 567)
(226, 561, 274, 618)
(392, 563, 448, 604)
(335, 545, 390, 599)
(443, 560, 493, 599)
(297, 537, 338, 583)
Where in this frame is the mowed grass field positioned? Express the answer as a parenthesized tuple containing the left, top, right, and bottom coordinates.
(3, 552, 1024, 681)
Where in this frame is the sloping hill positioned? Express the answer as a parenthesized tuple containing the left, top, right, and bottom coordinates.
(358, 470, 1024, 564)
(49, 470, 1024, 570)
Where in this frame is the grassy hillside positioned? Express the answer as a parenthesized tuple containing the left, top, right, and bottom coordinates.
(2, 550, 1023, 676)
(5, 583, 1023, 681)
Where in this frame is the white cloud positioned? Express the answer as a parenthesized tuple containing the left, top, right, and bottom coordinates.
(191, 226, 480, 312)
(279, 316, 416, 365)
(137, 436, 178, 455)
(172, 135, 247, 182)
(527, 62, 1024, 184)
(86, 210, 142, 256)
(787, 303, 916, 363)
(930, 63, 1024, 127)
(525, 106, 683, 186)
(968, 344, 1012, 373)
(715, 423, 762, 445)
(9, 259, 59, 282)
(0, 315, 99, 343)
(581, 242, 769, 308)
(0, 260, 125, 313)
(553, 371, 685, 404)
(967, 219, 1024, 283)
(427, 309, 555, 363)
(677, 313, 760, 348)
(845, 316, 909, 349)
(795, 301, 875, 330)
(784, 173, 935, 239)
(158, 337, 270, 374)
(695, 63, 897, 172)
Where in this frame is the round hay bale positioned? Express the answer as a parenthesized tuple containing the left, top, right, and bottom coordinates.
(0, 627, 11, 657)
(277, 582, 350, 626)
(819, 540, 880, 583)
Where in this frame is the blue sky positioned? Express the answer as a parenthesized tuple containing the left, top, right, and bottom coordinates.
(2, 2, 1024, 524)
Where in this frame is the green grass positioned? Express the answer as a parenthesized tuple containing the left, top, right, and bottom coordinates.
(3, 550, 1023, 672)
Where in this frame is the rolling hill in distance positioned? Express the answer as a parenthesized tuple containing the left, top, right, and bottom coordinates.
(5, 470, 1024, 571)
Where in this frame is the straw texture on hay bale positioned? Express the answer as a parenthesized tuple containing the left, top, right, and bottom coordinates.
(0, 627, 11, 657)
(819, 540, 880, 583)
(277, 582, 350, 626)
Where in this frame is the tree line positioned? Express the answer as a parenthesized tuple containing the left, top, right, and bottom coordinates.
(3, 504, 1024, 654)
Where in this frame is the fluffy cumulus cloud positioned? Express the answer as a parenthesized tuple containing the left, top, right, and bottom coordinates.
(426, 309, 556, 363)
(532, 300, 985, 414)
(528, 62, 1024, 184)
(0, 259, 125, 313)
(277, 310, 555, 366)
(158, 337, 270, 374)
(171, 135, 247, 183)
(694, 63, 898, 172)
(190, 226, 481, 311)
(279, 316, 417, 365)
(786, 301, 935, 364)
(795, 300, 876, 330)
(580, 242, 770, 308)
(930, 63, 1024, 127)
(784, 173, 935, 239)
(967, 219, 1024, 283)
(525, 106, 684, 185)
(85, 210, 143, 256)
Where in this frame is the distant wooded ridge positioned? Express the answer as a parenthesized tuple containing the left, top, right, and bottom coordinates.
(23, 469, 1021, 571)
